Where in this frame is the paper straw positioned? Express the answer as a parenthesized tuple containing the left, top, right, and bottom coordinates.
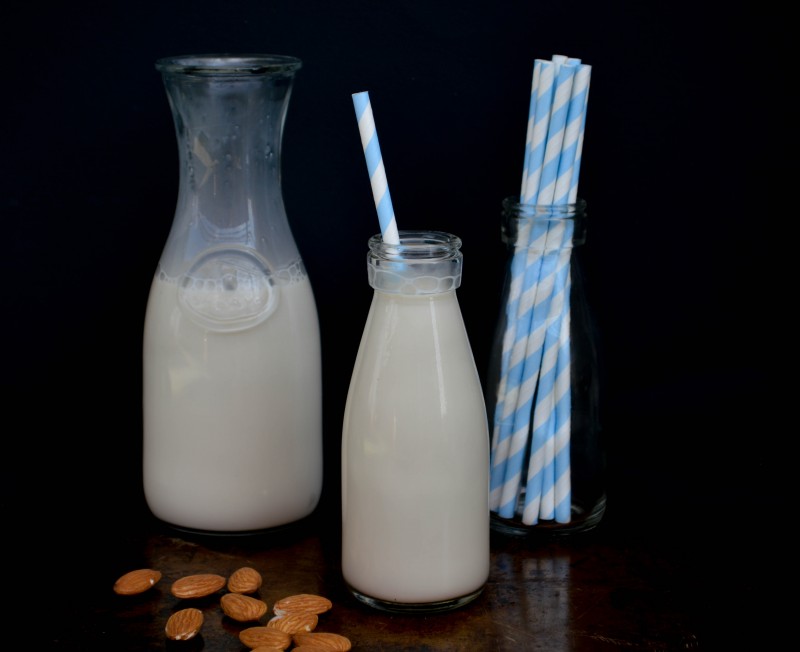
(521, 60, 556, 205)
(519, 60, 543, 201)
(554, 64, 590, 204)
(552, 280, 573, 522)
(568, 66, 591, 204)
(352, 91, 400, 245)
(553, 64, 590, 522)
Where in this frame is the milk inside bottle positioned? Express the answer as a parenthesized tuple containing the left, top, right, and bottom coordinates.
(341, 231, 490, 612)
(143, 54, 322, 534)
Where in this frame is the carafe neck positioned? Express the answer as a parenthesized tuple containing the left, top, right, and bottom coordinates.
(156, 55, 302, 277)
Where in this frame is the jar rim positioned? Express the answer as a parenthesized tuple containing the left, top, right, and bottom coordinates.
(368, 230, 462, 259)
(502, 196, 587, 217)
(155, 54, 302, 76)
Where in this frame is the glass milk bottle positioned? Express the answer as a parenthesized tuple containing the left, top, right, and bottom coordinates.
(342, 231, 490, 613)
(143, 55, 322, 534)
(486, 198, 605, 537)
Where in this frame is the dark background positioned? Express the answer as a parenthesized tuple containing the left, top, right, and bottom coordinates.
(6, 0, 771, 596)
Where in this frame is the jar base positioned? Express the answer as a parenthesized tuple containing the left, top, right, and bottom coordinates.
(347, 584, 484, 614)
(490, 494, 607, 538)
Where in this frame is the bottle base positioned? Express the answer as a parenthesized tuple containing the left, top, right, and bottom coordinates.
(490, 494, 607, 538)
(347, 584, 485, 614)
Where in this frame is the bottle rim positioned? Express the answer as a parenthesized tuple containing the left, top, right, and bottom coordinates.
(368, 230, 462, 261)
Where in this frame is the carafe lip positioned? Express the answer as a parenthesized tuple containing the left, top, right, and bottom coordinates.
(155, 54, 302, 76)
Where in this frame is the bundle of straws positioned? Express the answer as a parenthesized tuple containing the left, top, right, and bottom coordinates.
(489, 54, 592, 526)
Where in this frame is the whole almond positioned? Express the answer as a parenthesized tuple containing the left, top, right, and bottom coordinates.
(165, 607, 204, 641)
(227, 566, 263, 594)
(170, 573, 226, 599)
(273, 593, 333, 616)
(221, 592, 268, 622)
(266, 611, 318, 634)
(113, 568, 162, 595)
(239, 625, 292, 649)
(292, 632, 352, 651)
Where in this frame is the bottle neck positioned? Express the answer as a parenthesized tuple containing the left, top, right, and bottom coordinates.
(367, 231, 463, 295)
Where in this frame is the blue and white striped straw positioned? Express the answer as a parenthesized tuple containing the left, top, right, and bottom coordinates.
(568, 66, 591, 205)
(552, 279, 573, 522)
(552, 64, 590, 522)
(352, 91, 400, 245)
(521, 60, 556, 205)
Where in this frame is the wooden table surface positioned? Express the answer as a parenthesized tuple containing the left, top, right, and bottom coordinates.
(33, 498, 765, 651)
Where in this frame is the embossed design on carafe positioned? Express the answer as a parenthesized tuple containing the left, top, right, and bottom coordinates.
(177, 246, 278, 332)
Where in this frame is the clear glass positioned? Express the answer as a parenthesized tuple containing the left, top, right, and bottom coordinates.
(142, 54, 323, 534)
(486, 198, 605, 537)
(342, 231, 490, 613)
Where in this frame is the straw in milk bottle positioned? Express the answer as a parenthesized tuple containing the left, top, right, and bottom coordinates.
(341, 92, 490, 613)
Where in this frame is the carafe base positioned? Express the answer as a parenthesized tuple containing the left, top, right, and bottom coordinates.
(152, 512, 316, 539)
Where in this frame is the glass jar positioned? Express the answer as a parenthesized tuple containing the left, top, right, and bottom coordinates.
(486, 198, 605, 536)
(142, 55, 322, 534)
(342, 231, 490, 612)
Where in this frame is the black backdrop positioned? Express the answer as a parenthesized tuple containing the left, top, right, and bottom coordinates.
(6, 0, 770, 559)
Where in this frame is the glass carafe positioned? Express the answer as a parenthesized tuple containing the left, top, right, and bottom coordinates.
(143, 54, 322, 534)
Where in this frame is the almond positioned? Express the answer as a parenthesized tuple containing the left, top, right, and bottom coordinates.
(292, 632, 352, 651)
(170, 573, 226, 599)
(239, 625, 292, 649)
(113, 568, 162, 595)
(227, 566, 263, 594)
(266, 611, 318, 634)
(273, 593, 333, 616)
(221, 592, 268, 622)
(165, 607, 203, 641)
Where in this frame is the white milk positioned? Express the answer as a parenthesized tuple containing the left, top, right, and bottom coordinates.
(143, 272, 322, 532)
(342, 289, 490, 606)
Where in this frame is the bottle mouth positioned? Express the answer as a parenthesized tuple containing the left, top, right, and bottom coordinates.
(368, 231, 462, 262)
(155, 54, 302, 76)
